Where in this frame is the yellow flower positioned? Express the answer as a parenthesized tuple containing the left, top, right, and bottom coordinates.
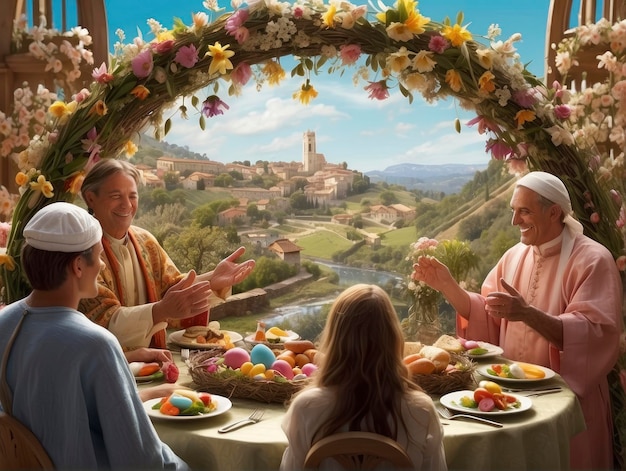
(29, 174, 54, 198)
(515, 110, 536, 128)
(206, 42, 235, 75)
(130, 85, 150, 100)
(387, 47, 411, 73)
(48, 100, 70, 118)
(262, 60, 286, 86)
(124, 140, 138, 158)
(15, 171, 29, 187)
(89, 100, 108, 116)
(441, 23, 472, 47)
(412, 50, 436, 73)
(445, 69, 463, 92)
(478, 71, 496, 93)
(156, 31, 175, 42)
(293, 81, 318, 105)
(321, 4, 337, 28)
(0, 252, 16, 271)
(404, 11, 430, 35)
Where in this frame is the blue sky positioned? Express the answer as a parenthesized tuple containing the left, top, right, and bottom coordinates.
(103, 0, 552, 172)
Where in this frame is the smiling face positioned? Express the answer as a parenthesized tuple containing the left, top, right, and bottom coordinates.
(83, 171, 138, 239)
(510, 186, 564, 246)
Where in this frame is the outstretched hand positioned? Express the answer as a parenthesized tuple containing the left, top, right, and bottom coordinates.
(209, 246, 256, 292)
(154, 270, 212, 323)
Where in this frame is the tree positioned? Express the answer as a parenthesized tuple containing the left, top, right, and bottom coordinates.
(380, 190, 398, 205)
(246, 203, 260, 222)
(192, 204, 216, 228)
(163, 171, 179, 190)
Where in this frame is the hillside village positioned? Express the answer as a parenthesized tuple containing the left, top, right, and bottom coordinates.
(136, 130, 418, 231)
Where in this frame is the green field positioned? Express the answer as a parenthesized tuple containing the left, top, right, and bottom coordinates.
(378, 226, 418, 249)
(293, 231, 354, 258)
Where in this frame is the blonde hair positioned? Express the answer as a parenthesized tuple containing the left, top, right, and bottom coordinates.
(309, 284, 420, 440)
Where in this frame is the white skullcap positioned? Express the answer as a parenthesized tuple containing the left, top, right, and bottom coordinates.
(24, 202, 102, 252)
(515, 171, 584, 234)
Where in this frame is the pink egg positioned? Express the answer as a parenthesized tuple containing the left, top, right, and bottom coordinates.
(271, 359, 295, 379)
(301, 363, 318, 377)
(223, 347, 251, 369)
(463, 340, 480, 350)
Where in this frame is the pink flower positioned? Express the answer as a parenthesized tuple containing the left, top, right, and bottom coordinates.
(467, 116, 500, 134)
(152, 39, 175, 55)
(74, 88, 91, 103)
(428, 35, 449, 54)
(92, 62, 114, 84)
(617, 256, 626, 271)
(161, 361, 179, 383)
(226, 9, 249, 34)
(202, 95, 230, 117)
(131, 49, 154, 79)
(554, 104, 571, 120)
(485, 138, 514, 160)
(512, 89, 538, 108)
(339, 44, 361, 65)
(590, 212, 601, 223)
(231, 62, 252, 86)
(175, 44, 199, 68)
(0, 222, 10, 247)
(364, 81, 389, 100)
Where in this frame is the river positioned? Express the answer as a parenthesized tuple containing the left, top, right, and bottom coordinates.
(261, 263, 405, 325)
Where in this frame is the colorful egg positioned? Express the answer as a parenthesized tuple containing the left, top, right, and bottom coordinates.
(250, 344, 276, 369)
(271, 359, 295, 379)
(169, 394, 193, 411)
(223, 347, 251, 369)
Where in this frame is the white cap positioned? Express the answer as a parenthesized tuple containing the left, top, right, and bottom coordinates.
(24, 202, 102, 252)
(515, 171, 584, 234)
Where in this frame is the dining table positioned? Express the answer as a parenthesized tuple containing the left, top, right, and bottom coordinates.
(140, 346, 586, 471)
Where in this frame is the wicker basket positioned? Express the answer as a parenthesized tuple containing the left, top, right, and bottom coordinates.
(187, 350, 308, 404)
(411, 354, 476, 396)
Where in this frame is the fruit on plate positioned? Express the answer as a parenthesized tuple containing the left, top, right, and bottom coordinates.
(456, 384, 521, 412)
(487, 362, 546, 379)
(153, 390, 216, 416)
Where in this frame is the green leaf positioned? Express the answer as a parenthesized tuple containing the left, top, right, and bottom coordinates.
(164, 118, 172, 136)
(191, 95, 199, 108)
(199, 115, 206, 131)
(456, 11, 464, 25)
(166, 79, 175, 98)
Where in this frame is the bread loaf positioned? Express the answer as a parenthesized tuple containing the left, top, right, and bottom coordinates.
(433, 334, 464, 353)
(419, 345, 451, 372)
(403, 341, 424, 357)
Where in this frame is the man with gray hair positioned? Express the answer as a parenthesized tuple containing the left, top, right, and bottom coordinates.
(412, 171, 622, 470)
(0, 202, 188, 469)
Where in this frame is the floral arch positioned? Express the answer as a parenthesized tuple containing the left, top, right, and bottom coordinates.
(0, 0, 625, 302)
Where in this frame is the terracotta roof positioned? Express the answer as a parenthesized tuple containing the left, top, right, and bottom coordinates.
(269, 238, 302, 253)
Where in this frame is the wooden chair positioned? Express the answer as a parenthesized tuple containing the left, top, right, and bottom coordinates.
(303, 431, 413, 470)
(0, 412, 54, 469)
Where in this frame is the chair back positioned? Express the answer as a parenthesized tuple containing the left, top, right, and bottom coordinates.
(303, 431, 413, 470)
(0, 310, 54, 469)
(0, 412, 54, 469)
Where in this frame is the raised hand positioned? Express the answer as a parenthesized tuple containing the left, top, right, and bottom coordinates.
(209, 246, 255, 292)
(411, 255, 454, 292)
(153, 270, 211, 323)
(484, 278, 529, 321)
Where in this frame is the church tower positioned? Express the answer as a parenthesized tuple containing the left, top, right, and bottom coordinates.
(302, 130, 325, 173)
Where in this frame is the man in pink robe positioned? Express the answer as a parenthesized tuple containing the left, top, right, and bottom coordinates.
(413, 171, 623, 470)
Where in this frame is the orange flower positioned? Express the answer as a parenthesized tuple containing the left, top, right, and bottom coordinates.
(445, 69, 462, 92)
(64, 172, 85, 195)
(515, 110, 536, 128)
(15, 172, 29, 187)
(89, 100, 108, 116)
(478, 71, 496, 93)
(130, 85, 150, 100)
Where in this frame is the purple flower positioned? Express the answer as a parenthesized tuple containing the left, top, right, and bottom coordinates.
(202, 95, 230, 117)
(231, 62, 252, 86)
(428, 35, 449, 54)
(131, 49, 154, 79)
(512, 88, 538, 108)
(467, 116, 500, 134)
(175, 44, 199, 68)
(152, 39, 175, 55)
(226, 9, 249, 34)
(485, 138, 513, 160)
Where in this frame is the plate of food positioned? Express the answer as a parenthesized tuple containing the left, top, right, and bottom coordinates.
(244, 326, 299, 346)
(144, 392, 232, 420)
(464, 342, 504, 359)
(477, 362, 556, 382)
(169, 325, 242, 349)
(129, 362, 165, 383)
(440, 390, 532, 416)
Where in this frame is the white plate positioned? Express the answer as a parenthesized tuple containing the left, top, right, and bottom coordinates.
(144, 394, 232, 420)
(440, 390, 532, 416)
(465, 342, 504, 359)
(244, 330, 299, 345)
(169, 329, 243, 349)
(477, 363, 556, 382)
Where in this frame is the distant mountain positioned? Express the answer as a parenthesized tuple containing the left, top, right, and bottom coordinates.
(365, 163, 488, 194)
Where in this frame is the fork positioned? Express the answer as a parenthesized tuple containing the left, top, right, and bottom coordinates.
(217, 409, 265, 433)
(436, 404, 503, 428)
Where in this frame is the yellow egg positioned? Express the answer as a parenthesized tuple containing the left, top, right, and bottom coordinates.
(240, 362, 254, 375)
(264, 369, 275, 380)
(267, 326, 289, 337)
(478, 380, 502, 394)
(249, 363, 267, 377)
